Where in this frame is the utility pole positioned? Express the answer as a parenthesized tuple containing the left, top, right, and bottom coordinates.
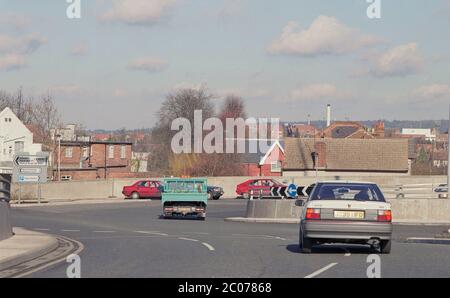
(447, 104, 450, 198)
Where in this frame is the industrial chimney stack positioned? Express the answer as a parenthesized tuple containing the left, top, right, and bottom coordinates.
(326, 104, 331, 127)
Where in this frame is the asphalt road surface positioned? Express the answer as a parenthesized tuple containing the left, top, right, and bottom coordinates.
(10, 200, 450, 278)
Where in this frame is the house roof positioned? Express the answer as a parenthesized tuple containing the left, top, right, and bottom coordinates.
(235, 139, 284, 165)
(284, 138, 409, 172)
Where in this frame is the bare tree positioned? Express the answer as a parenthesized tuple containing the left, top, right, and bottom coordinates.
(32, 93, 61, 145)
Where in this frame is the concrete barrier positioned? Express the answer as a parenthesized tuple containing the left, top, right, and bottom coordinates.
(0, 201, 12, 241)
(243, 198, 450, 225)
(245, 200, 302, 219)
(10, 175, 448, 202)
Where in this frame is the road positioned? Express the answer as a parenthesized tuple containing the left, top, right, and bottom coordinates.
(9, 200, 450, 278)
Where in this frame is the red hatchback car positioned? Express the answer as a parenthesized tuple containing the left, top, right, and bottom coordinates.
(122, 180, 163, 200)
(236, 178, 286, 199)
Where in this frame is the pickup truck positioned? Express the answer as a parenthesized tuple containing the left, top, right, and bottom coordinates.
(162, 178, 208, 220)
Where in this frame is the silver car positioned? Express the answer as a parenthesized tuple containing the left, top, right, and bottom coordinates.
(298, 181, 392, 254)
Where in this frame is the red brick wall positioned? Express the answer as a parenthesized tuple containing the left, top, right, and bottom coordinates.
(53, 143, 133, 180)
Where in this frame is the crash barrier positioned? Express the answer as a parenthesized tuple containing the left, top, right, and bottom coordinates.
(244, 198, 450, 224)
(0, 201, 12, 241)
(9, 176, 448, 202)
(381, 183, 447, 199)
(245, 199, 303, 219)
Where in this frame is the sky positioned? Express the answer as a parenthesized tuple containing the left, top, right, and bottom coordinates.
(1, 0, 450, 130)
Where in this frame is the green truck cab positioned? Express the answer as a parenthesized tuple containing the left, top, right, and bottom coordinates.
(162, 178, 208, 220)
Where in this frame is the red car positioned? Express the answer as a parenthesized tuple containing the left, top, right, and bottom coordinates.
(122, 180, 163, 200)
(236, 178, 286, 199)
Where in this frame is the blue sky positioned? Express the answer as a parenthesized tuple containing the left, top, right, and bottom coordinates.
(1, 0, 450, 129)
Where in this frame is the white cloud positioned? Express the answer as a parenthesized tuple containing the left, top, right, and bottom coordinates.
(128, 57, 169, 73)
(290, 83, 349, 101)
(0, 54, 26, 71)
(99, 0, 176, 26)
(412, 84, 450, 100)
(368, 43, 424, 77)
(0, 34, 46, 54)
(268, 16, 380, 56)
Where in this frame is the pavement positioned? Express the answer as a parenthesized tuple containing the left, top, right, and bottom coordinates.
(6, 199, 450, 278)
(0, 228, 58, 272)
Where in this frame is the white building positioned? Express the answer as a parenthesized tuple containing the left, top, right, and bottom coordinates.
(401, 128, 436, 142)
(0, 107, 43, 173)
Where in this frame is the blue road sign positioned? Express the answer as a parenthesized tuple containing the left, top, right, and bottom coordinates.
(286, 184, 298, 198)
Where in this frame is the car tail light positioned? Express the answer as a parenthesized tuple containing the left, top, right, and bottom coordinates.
(195, 207, 204, 212)
(377, 210, 392, 222)
(306, 208, 321, 220)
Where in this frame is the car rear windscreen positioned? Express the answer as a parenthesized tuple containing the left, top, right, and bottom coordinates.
(310, 184, 385, 202)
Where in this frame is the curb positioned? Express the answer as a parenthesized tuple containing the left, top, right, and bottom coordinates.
(225, 217, 300, 224)
(0, 228, 58, 272)
(406, 237, 450, 245)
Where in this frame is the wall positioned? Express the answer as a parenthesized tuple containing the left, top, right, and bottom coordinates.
(245, 198, 450, 224)
(0, 201, 12, 241)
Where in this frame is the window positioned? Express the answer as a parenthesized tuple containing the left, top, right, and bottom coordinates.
(14, 141, 24, 154)
(61, 175, 72, 181)
(65, 147, 73, 158)
(120, 145, 126, 159)
(108, 145, 115, 159)
(271, 161, 282, 173)
(82, 147, 89, 158)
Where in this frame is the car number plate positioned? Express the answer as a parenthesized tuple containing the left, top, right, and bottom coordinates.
(334, 211, 365, 219)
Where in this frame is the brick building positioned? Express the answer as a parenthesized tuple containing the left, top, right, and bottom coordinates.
(240, 140, 285, 176)
(283, 138, 409, 176)
(53, 140, 133, 180)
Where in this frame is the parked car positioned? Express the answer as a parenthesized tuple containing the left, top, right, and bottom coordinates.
(235, 178, 286, 199)
(207, 185, 224, 200)
(298, 181, 392, 254)
(434, 184, 448, 198)
(122, 180, 163, 200)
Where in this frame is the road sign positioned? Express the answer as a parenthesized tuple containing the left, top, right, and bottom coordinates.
(14, 155, 48, 167)
(270, 186, 288, 198)
(12, 153, 49, 184)
(286, 184, 298, 198)
(297, 184, 315, 197)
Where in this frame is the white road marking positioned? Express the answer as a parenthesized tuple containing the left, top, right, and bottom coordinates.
(135, 231, 168, 236)
(202, 242, 215, 251)
(34, 228, 50, 231)
(93, 230, 116, 233)
(304, 263, 338, 279)
(345, 252, 351, 257)
(232, 234, 287, 241)
(61, 229, 80, 232)
(178, 237, 199, 242)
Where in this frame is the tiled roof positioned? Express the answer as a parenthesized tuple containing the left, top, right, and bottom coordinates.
(284, 138, 409, 172)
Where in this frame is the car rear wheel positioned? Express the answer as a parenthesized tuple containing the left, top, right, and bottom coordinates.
(299, 227, 312, 254)
(380, 240, 391, 254)
(131, 192, 140, 200)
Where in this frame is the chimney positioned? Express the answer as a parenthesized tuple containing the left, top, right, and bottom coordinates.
(326, 104, 331, 127)
(315, 142, 327, 168)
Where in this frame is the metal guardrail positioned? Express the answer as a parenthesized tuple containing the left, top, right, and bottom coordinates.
(0, 175, 11, 203)
(380, 183, 448, 199)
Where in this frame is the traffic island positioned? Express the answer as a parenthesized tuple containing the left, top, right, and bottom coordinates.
(225, 199, 303, 224)
(0, 228, 58, 272)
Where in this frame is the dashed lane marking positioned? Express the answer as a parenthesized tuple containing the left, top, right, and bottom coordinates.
(92, 230, 116, 233)
(34, 228, 50, 231)
(61, 230, 80, 232)
(202, 242, 215, 251)
(178, 237, 199, 242)
(135, 231, 168, 236)
(304, 263, 338, 279)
